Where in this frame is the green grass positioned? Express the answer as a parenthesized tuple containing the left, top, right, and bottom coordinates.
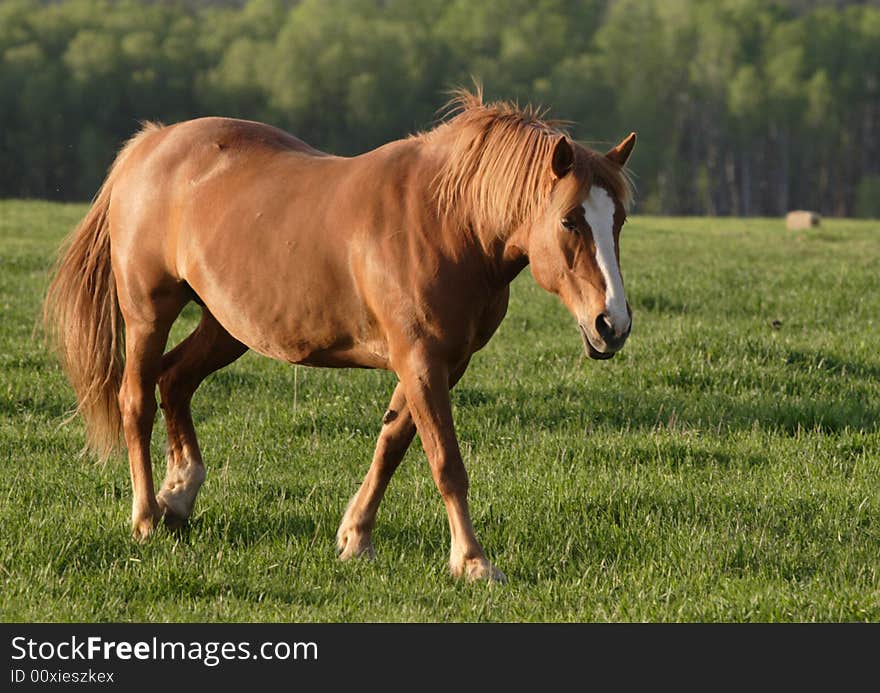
(1, 200, 878, 622)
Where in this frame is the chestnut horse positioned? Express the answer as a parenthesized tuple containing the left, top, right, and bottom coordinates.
(44, 90, 635, 581)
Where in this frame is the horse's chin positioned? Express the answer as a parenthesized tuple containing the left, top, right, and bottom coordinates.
(579, 326, 615, 360)
(586, 343, 615, 360)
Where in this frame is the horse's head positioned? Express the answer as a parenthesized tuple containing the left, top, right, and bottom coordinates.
(528, 133, 635, 360)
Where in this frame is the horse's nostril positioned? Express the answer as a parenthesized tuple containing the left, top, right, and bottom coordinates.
(595, 313, 614, 341)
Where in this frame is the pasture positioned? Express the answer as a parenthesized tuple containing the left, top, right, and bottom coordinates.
(1, 199, 878, 621)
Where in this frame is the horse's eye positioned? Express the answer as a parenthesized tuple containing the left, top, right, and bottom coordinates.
(561, 218, 578, 232)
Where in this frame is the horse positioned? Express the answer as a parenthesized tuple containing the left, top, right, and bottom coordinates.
(43, 89, 635, 582)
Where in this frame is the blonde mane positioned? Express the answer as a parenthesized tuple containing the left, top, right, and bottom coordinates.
(426, 88, 632, 236)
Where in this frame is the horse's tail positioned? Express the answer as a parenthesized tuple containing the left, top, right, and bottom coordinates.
(43, 122, 161, 461)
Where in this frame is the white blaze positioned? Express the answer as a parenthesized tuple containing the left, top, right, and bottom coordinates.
(582, 187, 629, 334)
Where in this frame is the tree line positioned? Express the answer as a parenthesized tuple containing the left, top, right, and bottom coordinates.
(1, 0, 879, 217)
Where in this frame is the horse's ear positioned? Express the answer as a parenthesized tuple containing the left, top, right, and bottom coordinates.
(606, 132, 636, 166)
(551, 136, 574, 178)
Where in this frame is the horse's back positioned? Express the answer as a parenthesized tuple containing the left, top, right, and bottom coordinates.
(107, 116, 329, 267)
(137, 116, 325, 161)
(110, 116, 328, 213)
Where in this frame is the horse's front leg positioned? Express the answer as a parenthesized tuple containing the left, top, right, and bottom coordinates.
(337, 360, 470, 560)
(399, 349, 505, 582)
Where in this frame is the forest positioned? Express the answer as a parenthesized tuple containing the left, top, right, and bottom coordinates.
(1, 0, 879, 216)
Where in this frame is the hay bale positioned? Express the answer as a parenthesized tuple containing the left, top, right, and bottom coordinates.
(786, 210, 821, 230)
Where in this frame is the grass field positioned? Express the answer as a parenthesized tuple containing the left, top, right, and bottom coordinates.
(1, 199, 878, 622)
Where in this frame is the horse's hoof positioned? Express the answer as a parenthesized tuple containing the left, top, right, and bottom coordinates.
(156, 460, 204, 527)
(156, 493, 191, 531)
(157, 500, 188, 531)
(452, 556, 507, 583)
(336, 528, 376, 561)
(131, 512, 160, 542)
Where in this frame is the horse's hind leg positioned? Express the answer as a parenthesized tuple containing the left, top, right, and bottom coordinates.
(156, 309, 247, 527)
(337, 382, 416, 559)
(118, 295, 184, 540)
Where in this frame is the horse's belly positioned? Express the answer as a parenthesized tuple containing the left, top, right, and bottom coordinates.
(298, 342, 390, 369)
(202, 289, 389, 369)
(177, 208, 386, 367)
(185, 257, 389, 369)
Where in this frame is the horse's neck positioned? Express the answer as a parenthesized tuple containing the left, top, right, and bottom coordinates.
(455, 217, 531, 290)
(423, 135, 532, 288)
(493, 235, 530, 286)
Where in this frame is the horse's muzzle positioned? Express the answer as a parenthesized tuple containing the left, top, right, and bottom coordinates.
(579, 319, 630, 360)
